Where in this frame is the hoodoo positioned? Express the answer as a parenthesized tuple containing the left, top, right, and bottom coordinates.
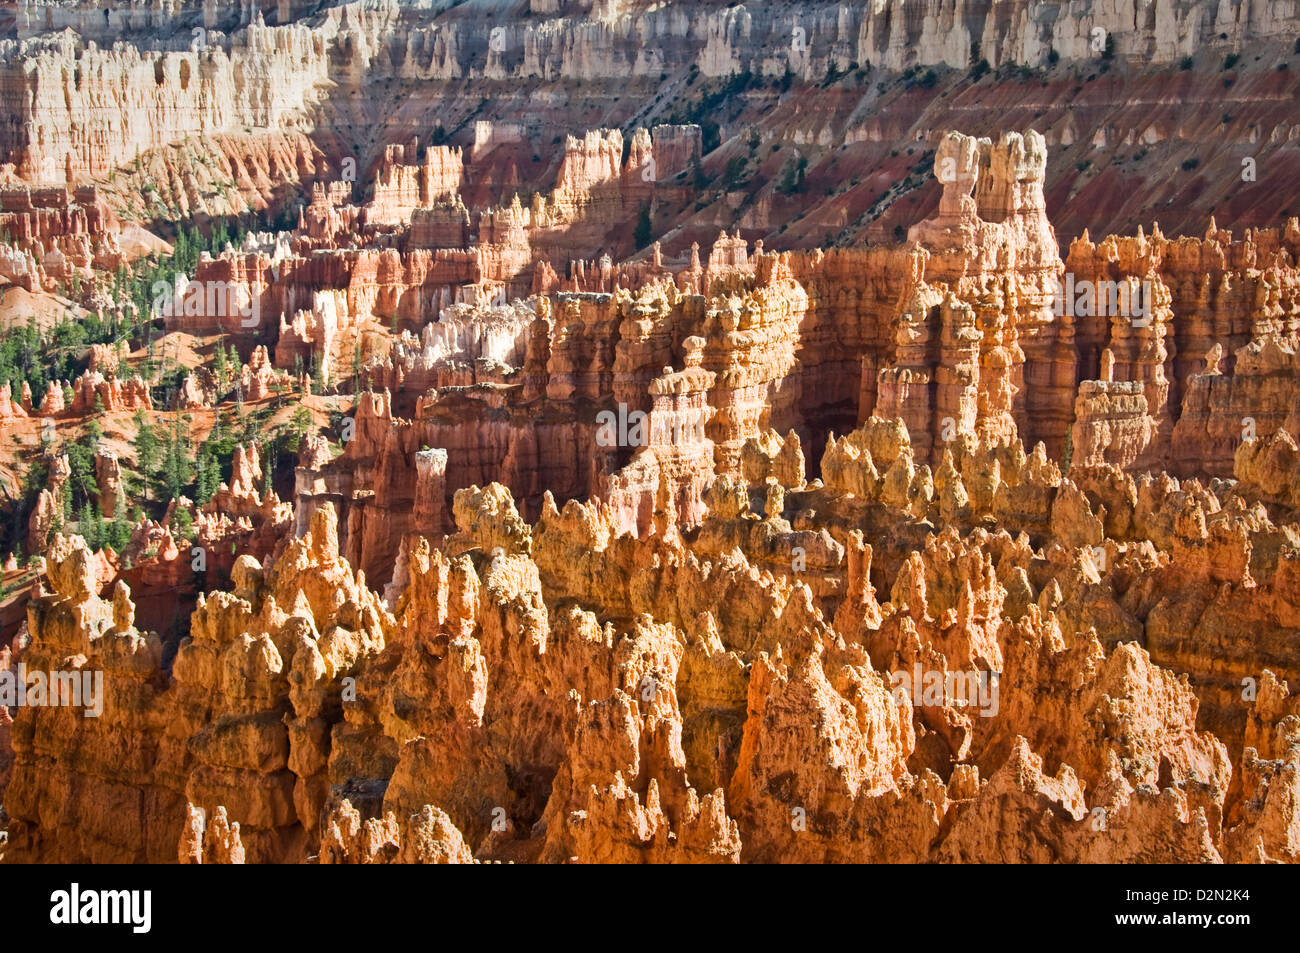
(0, 0, 1298, 881)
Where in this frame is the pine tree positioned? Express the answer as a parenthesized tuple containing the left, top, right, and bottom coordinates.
(107, 492, 131, 553)
(174, 229, 190, 273)
(169, 505, 194, 542)
(291, 405, 312, 449)
(161, 414, 195, 503)
(114, 265, 129, 308)
(261, 438, 276, 498)
(195, 450, 219, 505)
(634, 204, 652, 250)
(214, 338, 228, 389)
(164, 440, 183, 502)
(78, 500, 94, 545)
(208, 451, 222, 495)
(133, 411, 160, 498)
(309, 351, 324, 393)
(78, 501, 104, 550)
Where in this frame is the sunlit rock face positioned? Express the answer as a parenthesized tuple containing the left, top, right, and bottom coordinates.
(3, 0, 1300, 867)
(9, 399, 1300, 863)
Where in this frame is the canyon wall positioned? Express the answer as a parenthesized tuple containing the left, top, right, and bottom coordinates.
(0, 18, 333, 184)
(5, 0, 1298, 242)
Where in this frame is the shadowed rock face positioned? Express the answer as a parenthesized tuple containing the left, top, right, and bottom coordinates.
(2, 1, 1300, 866)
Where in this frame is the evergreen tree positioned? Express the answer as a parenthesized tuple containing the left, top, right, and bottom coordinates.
(261, 438, 277, 498)
(163, 435, 183, 502)
(132, 410, 160, 498)
(113, 265, 129, 309)
(64, 428, 99, 512)
(309, 351, 324, 393)
(78, 501, 104, 550)
(291, 405, 313, 449)
(78, 499, 92, 540)
(634, 204, 653, 250)
(207, 450, 222, 496)
(214, 338, 228, 389)
(161, 415, 195, 503)
(106, 493, 131, 553)
(174, 228, 190, 273)
(195, 449, 220, 505)
(227, 343, 241, 380)
(169, 505, 194, 541)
